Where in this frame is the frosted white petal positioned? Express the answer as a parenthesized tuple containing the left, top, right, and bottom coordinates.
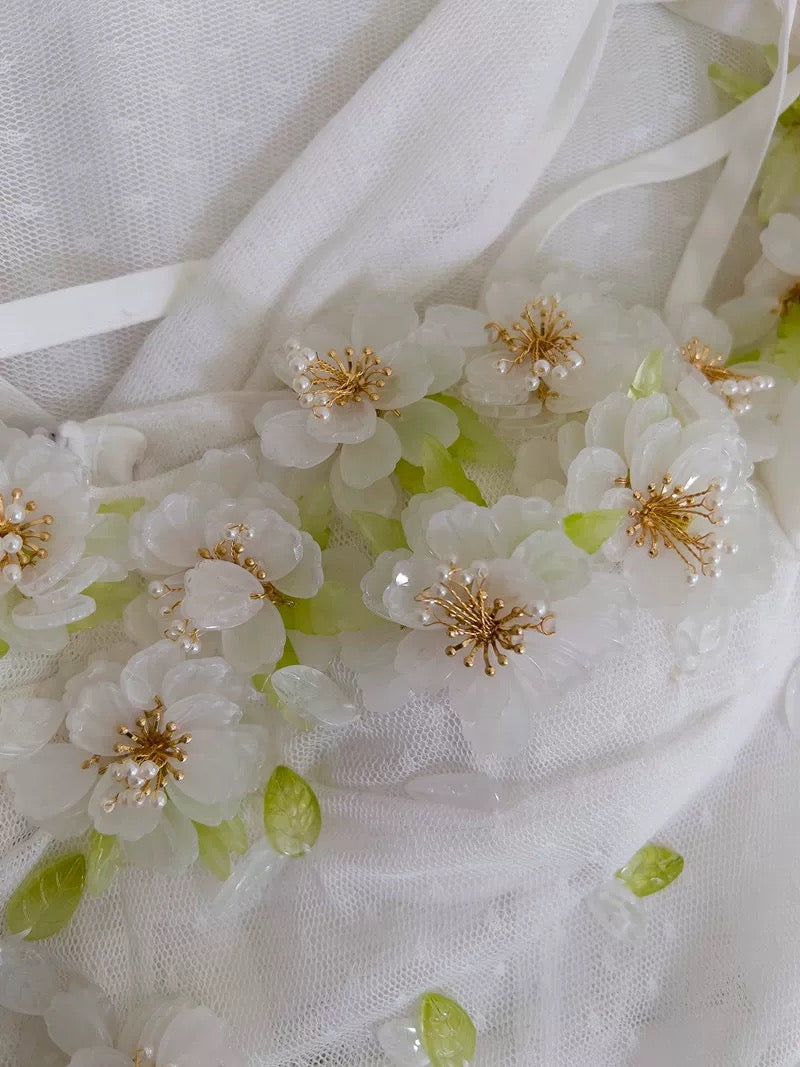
(404, 772, 508, 812)
(271, 665, 358, 726)
(339, 418, 402, 488)
(0, 697, 63, 769)
(351, 293, 419, 352)
(565, 447, 627, 513)
(7, 744, 92, 820)
(157, 1005, 245, 1067)
(220, 601, 285, 674)
(45, 985, 115, 1056)
(385, 398, 458, 466)
(272, 533, 324, 598)
(208, 839, 289, 920)
(183, 560, 263, 630)
(119, 641, 184, 708)
(761, 212, 800, 275)
(0, 941, 62, 1015)
(259, 409, 337, 467)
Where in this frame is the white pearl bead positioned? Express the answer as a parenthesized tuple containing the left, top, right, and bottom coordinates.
(569, 352, 584, 369)
(300, 347, 316, 362)
(473, 560, 489, 579)
(4, 563, 22, 583)
(5, 504, 24, 524)
(298, 393, 315, 408)
(685, 572, 699, 586)
(155, 792, 167, 809)
(493, 358, 512, 374)
(284, 337, 301, 353)
(102, 797, 116, 813)
(724, 541, 738, 555)
(292, 375, 311, 393)
(2, 533, 23, 554)
(288, 354, 310, 374)
(738, 379, 752, 396)
(165, 623, 184, 639)
(313, 406, 332, 421)
(722, 380, 739, 397)
(419, 610, 433, 625)
(524, 374, 541, 390)
(139, 760, 159, 780)
(533, 359, 550, 376)
(533, 600, 549, 617)
(148, 580, 166, 598)
(550, 364, 569, 381)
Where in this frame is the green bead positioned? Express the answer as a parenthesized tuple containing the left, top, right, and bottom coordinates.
(616, 844, 684, 898)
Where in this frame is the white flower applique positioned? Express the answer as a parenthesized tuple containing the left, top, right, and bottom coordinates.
(565, 391, 774, 619)
(356, 490, 630, 756)
(422, 268, 647, 419)
(128, 449, 322, 676)
(7, 641, 266, 867)
(254, 292, 465, 514)
(39, 979, 245, 1067)
(0, 423, 130, 653)
(651, 304, 782, 465)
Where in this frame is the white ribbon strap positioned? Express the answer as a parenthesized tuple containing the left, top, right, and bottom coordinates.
(0, 260, 207, 360)
(487, 23, 800, 293)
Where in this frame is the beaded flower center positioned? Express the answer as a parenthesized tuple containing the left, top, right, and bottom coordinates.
(626, 474, 733, 583)
(680, 338, 774, 415)
(289, 345, 392, 420)
(132, 1051, 153, 1067)
(0, 488, 53, 581)
(81, 697, 191, 812)
(415, 568, 555, 676)
(487, 297, 582, 400)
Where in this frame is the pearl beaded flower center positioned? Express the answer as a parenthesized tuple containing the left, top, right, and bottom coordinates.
(81, 697, 191, 812)
(680, 338, 774, 415)
(0, 487, 53, 583)
(285, 340, 392, 420)
(415, 567, 555, 676)
(487, 297, 582, 398)
(626, 474, 735, 582)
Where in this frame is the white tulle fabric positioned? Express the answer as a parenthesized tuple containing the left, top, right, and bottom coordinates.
(2, 3, 800, 1066)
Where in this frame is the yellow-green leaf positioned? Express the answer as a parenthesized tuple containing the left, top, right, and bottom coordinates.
(195, 817, 249, 881)
(759, 132, 800, 223)
(627, 349, 663, 400)
(563, 510, 626, 554)
(263, 765, 321, 857)
(418, 992, 477, 1067)
(279, 580, 372, 636)
(351, 511, 409, 556)
(86, 831, 122, 898)
(67, 575, 144, 633)
(0, 639, 8, 658)
(420, 435, 485, 506)
(6, 853, 86, 941)
(775, 303, 800, 379)
(708, 62, 763, 104)
(253, 637, 299, 701)
(298, 483, 332, 550)
(97, 497, 146, 519)
(217, 816, 249, 856)
(395, 458, 426, 495)
(430, 393, 512, 467)
(616, 844, 684, 898)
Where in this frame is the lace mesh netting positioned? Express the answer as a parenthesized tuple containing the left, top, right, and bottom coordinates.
(1, 2, 800, 1065)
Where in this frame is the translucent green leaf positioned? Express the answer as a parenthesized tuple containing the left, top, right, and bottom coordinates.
(217, 816, 249, 856)
(279, 581, 372, 636)
(67, 575, 144, 633)
(351, 511, 409, 556)
(0, 639, 8, 658)
(420, 435, 485, 506)
(395, 458, 426, 495)
(195, 823, 232, 881)
(764, 44, 779, 74)
(298, 482, 333, 550)
(616, 844, 684, 898)
(775, 303, 800, 378)
(6, 853, 86, 941)
(97, 497, 146, 519)
(429, 393, 512, 467)
(727, 347, 762, 368)
(86, 832, 122, 898)
(263, 765, 321, 857)
(759, 131, 800, 223)
(418, 992, 477, 1067)
(563, 510, 626, 555)
(627, 349, 663, 400)
(708, 62, 763, 104)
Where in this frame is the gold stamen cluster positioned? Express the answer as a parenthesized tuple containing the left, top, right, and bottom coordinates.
(416, 569, 555, 677)
(0, 488, 53, 573)
(626, 474, 725, 580)
(197, 533, 287, 604)
(81, 697, 191, 810)
(295, 346, 392, 417)
(487, 297, 582, 401)
(680, 338, 772, 415)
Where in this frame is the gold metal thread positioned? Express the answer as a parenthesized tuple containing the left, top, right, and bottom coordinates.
(680, 338, 754, 410)
(626, 473, 723, 576)
(486, 296, 581, 401)
(303, 346, 391, 415)
(0, 488, 53, 571)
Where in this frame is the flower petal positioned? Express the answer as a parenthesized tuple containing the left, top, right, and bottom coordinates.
(306, 402, 376, 445)
(120, 803, 198, 871)
(88, 772, 165, 841)
(119, 641, 184, 708)
(66, 681, 130, 755)
(630, 418, 682, 490)
(220, 601, 285, 674)
(585, 392, 631, 454)
(44, 985, 116, 1056)
(400, 489, 463, 555)
(374, 343, 434, 410)
(339, 418, 402, 488)
(0, 697, 63, 770)
(68, 1048, 131, 1067)
(330, 459, 398, 518)
(272, 533, 324, 598)
(167, 694, 243, 731)
(385, 399, 458, 466)
(7, 744, 93, 821)
(234, 509, 303, 580)
(271, 665, 358, 726)
(259, 409, 337, 468)
(565, 448, 627, 513)
(161, 658, 248, 706)
(351, 294, 419, 352)
(167, 730, 245, 806)
(761, 212, 800, 275)
(183, 560, 263, 630)
(424, 502, 500, 563)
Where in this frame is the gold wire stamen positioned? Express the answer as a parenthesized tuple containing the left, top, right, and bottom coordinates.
(81, 696, 191, 811)
(197, 526, 289, 605)
(0, 488, 53, 574)
(415, 569, 555, 677)
(680, 337, 772, 415)
(486, 296, 582, 402)
(775, 281, 800, 318)
(294, 346, 392, 418)
(626, 473, 726, 580)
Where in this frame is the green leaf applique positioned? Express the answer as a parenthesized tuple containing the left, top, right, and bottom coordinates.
(775, 303, 800, 378)
(616, 844, 685, 898)
(351, 511, 409, 556)
(6, 853, 87, 940)
(67, 575, 144, 633)
(86, 832, 123, 898)
(420, 435, 485, 506)
(263, 765, 321, 857)
(418, 992, 477, 1067)
(759, 130, 800, 223)
(195, 817, 249, 881)
(708, 62, 764, 104)
(430, 393, 512, 468)
(298, 482, 333, 550)
(563, 510, 627, 555)
(97, 497, 146, 519)
(395, 458, 427, 495)
(627, 349, 663, 400)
